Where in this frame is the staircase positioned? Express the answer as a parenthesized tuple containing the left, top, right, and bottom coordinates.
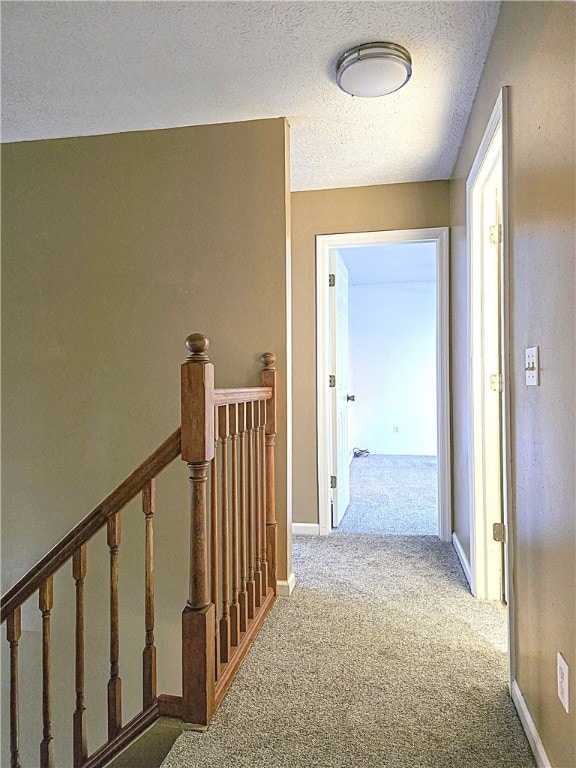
(1, 333, 278, 768)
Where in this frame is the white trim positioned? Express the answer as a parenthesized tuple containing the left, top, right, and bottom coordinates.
(436, 227, 452, 542)
(316, 240, 332, 536)
(500, 86, 515, 687)
(467, 92, 504, 186)
(292, 523, 321, 536)
(466, 88, 510, 603)
(511, 680, 552, 768)
(452, 532, 472, 590)
(352, 450, 438, 456)
(466, 87, 515, 691)
(316, 228, 451, 541)
(276, 572, 296, 597)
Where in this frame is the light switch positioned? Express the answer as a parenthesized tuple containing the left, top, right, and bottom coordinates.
(525, 346, 539, 386)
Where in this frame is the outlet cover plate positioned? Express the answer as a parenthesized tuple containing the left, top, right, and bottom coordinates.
(526, 346, 539, 386)
(558, 652, 570, 713)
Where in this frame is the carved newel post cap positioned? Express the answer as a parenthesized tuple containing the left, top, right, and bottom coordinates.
(261, 352, 276, 370)
(185, 333, 210, 362)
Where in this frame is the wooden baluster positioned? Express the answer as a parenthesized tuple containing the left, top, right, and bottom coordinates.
(189, 464, 210, 615)
(107, 513, 122, 740)
(246, 401, 259, 614)
(210, 420, 220, 678)
(73, 546, 88, 767)
(181, 333, 216, 726)
(218, 405, 231, 663)
(258, 399, 268, 597)
(229, 404, 241, 647)
(142, 481, 157, 709)
(237, 402, 249, 632)
(39, 576, 54, 768)
(251, 401, 263, 608)
(253, 399, 263, 606)
(261, 352, 278, 595)
(7, 606, 21, 768)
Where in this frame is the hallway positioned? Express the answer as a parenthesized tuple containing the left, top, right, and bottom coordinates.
(161, 533, 535, 768)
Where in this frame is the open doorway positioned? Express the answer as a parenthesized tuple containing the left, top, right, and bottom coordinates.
(316, 228, 451, 540)
(338, 241, 438, 535)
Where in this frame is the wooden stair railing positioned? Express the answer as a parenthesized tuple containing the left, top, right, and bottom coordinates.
(1, 333, 277, 768)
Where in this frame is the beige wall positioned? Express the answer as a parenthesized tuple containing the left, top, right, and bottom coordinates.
(291, 181, 450, 525)
(450, 3, 575, 765)
(1, 118, 290, 764)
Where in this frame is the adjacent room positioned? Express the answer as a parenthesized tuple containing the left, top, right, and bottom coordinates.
(336, 240, 439, 536)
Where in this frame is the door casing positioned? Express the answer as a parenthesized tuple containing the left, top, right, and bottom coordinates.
(466, 86, 513, 684)
(316, 227, 451, 539)
(467, 88, 510, 592)
(330, 250, 351, 527)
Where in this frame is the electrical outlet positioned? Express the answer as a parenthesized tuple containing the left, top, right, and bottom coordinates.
(393, 426, 399, 434)
(557, 652, 570, 713)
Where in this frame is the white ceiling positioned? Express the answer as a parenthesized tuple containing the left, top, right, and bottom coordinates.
(339, 242, 436, 285)
(1, 1, 501, 191)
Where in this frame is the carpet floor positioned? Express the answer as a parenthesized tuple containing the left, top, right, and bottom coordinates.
(339, 454, 438, 535)
(162, 534, 535, 768)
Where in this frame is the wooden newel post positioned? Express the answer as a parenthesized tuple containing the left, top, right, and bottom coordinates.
(260, 352, 277, 595)
(181, 333, 216, 725)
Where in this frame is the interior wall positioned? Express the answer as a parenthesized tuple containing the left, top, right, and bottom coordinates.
(348, 280, 437, 456)
(291, 181, 450, 525)
(449, 3, 575, 765)
(1, 118, 290, 765)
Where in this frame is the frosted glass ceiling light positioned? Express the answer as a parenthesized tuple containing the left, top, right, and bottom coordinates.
(336, 42, 412, 97)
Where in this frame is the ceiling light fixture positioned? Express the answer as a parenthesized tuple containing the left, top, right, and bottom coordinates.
(335, 42, 412, 98)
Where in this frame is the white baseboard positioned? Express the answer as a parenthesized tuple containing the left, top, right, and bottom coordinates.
(355, 450, 438, 456)
(276, 572, 296, 597)
(511, 679, 552, 768)
(292, 523, 320, 536)
(452, 532, 472, 590)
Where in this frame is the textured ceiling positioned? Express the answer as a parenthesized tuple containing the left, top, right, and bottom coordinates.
(1, 1, 501, 191)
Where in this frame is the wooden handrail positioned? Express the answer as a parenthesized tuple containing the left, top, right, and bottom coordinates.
(1, 428, 182, 623)
(214, 387, 272, 405)
(2, 383, 273, 624)
(0, 387, 272, 623)
(2, 332, 278, 767)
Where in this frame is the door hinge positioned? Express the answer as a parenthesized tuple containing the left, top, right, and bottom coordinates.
(493, 522, 506, 543)
(489, 224, 502, 245)
(329, 273, 335, 287)
(330, 475, 337, 489)
(329, 374, 336, 388)
(490, 373, 503, 392)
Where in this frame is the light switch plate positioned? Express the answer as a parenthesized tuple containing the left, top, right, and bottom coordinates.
(525, 346, 539, 386)
(558, 652, 569, 713)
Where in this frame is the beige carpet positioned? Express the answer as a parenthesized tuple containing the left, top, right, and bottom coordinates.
(339, 454, 438, 535)
(161, 534, 535, 768)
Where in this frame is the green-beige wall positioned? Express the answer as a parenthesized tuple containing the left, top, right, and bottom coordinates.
(450, 3, 575, 765)
(1, 117, 291, 765)
(290, 181, 450, 525)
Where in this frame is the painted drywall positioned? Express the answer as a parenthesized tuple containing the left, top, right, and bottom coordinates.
(1, 118, 291, 765)
(291, 181, 450, 524)
(450, 3, 575, 765)
(348, 278, 437, 455)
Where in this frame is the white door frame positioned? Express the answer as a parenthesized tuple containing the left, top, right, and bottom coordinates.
(330, 250, 351, 527)
(466, 88, 512, 606)
(316, 227, 451, 539)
